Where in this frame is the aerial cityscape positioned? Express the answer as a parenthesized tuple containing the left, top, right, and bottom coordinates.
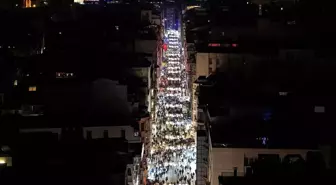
(0, 0, 336, 185)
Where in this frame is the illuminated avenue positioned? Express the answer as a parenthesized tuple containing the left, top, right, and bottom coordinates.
(147, 3, 196, 185)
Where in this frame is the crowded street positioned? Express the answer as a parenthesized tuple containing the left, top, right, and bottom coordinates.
(147, 5, 196, 185)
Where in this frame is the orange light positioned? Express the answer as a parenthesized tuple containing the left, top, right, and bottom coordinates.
(29, 86, 37, 92)
(24, 0, 32, 8)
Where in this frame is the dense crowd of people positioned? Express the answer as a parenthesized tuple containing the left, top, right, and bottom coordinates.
(147, 7, 196, 185)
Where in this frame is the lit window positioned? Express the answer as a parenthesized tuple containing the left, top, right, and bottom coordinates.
(14, 80, 18, 86)
(0, 159, 6, 164)
(208, 43, 220, 47)
(287, 20, 296, 25)
(279, 92, 288, 96)
(29, 86, 37, 92)
(314, 106, 325, 113)
(56, 72, 74, 78)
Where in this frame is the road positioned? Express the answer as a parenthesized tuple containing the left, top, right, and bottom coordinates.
(147, 4, 196, 185)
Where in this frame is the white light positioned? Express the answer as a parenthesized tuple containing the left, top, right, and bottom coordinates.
(59, 32, 62, 35)
(0, 160, 6, 164)
(281, 7, 283, 11)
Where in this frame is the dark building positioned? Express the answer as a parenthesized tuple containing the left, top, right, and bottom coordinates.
(0, 2, 161, 185)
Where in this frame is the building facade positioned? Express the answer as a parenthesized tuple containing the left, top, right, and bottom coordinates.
(211, 148, 315, 185)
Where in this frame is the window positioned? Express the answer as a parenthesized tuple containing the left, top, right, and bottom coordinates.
(56, 72, 75, 78)
(216, 58, 220, 66)
(233, 167, 238, 177)
(121, 129, 126, 138)
(141, 122, 145, 131)
(208, 43, 220, 47)
(103, 130, 109, 138)
(314, 106, 325, 113)
(28, 86, 37, 92)
(279, 92, 288, 96)
(0, 94, 3, 106)
(56, 72, 63, 78)
(258, 4, 262, 16)
(86, 131, 92, 139)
